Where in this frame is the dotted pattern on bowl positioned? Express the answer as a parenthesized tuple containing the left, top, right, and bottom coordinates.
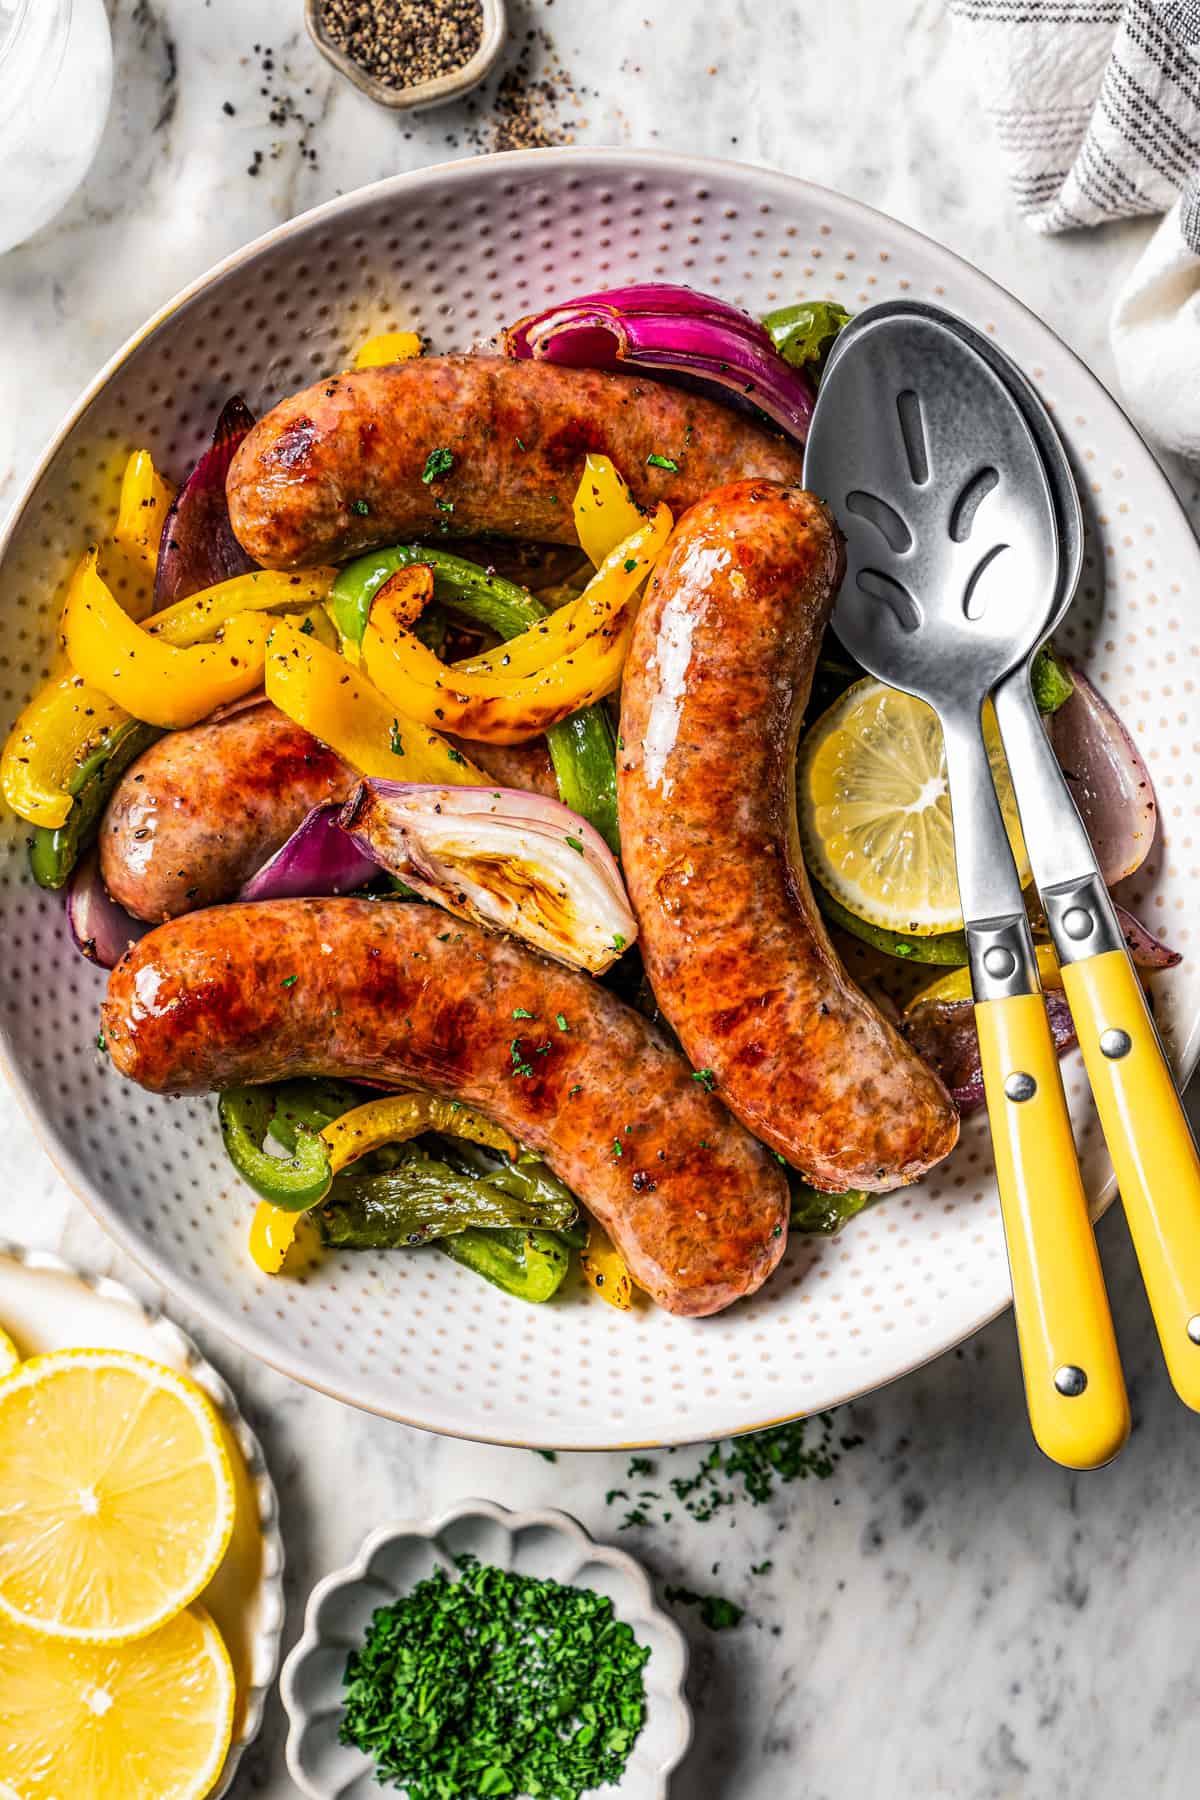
(1, 150, 1197, 1447)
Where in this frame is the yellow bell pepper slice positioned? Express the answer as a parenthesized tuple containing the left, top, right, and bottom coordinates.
(580, 1219, 633, 1310)
(248, 1092, 517, 1274)
(455, 507, 671, 681)
(144, 567, 337, 647)
(364, 599, 637, 744)
(322, 1094, 518, 1174)
(573, 453, 646, 568)
(62, 548, 271, 729)
(0, 673, 131, 829)
(354, 329, 423, 368)
(359, 506, 669, 745)
(113, 450, 176, 572)
(264, 618, 486, 783)
(248, 1202, 323, 1277)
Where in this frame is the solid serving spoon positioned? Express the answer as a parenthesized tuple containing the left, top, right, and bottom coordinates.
(804, 308, 1129, 1470)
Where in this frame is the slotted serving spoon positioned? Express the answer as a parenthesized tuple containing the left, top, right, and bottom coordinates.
(805, 308, 1129, 1469)
(829, 301, 1200, 1414)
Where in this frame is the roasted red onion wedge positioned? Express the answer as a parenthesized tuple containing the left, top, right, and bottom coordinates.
(341, 781, 637, 973)
(67, 850, 149, 970)
(1113, 902, 1182, 971)
(154, 395, 258, 606)
(238, 803, 378, 903)
(504, 282, 815, 442)
(905, 988, 1078, 1115)
(1051, 663, 1159, 885)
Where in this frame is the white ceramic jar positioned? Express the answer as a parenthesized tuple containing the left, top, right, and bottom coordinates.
(0, 0, 113, 254)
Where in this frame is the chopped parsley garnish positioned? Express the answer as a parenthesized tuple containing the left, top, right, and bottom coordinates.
(339, 1557, 650, 1798)
(96, 1031, 106, 1053)
(646, 452, 678, 471)
(389, 720, 405, 755)
(623, 557, 638, 572)
(512, 1007, 534, 1020)
(533, 1449, 558, 1463)
(611, 933, 626, 951)
(569, 1084, 583, 1097)
(663, 1586, 743, 1630)
(422, 446, 455, 483)
(515, 436, 528, 450)
(692, 1068, 717, 1091)
(510, 1039, 534, 1078)
(750, 1560, 774, 1576)
(565, 835, 584, 854)
(435, 497, 454, 513)
(350, 498, 370, 515)
(447, 747, 467, 765)
(611, 1138, 624, 1157)
(280, 974, 299, 988)
(556, 1012, 569, 1032)
(627, 1455, 654, 1478)
(298, 615, 315, 635)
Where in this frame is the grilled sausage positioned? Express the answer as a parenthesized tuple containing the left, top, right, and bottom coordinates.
(100, 701, 354, 922)
(447, 734, 558, 800)
(226, 357, 806, 569)
(101, 898, 789, 1316)
(617, 481, 960, 1193)
(101, 702, 560, 923)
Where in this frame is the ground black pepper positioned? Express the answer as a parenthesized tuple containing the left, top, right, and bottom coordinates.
(319, 0, 485, 89)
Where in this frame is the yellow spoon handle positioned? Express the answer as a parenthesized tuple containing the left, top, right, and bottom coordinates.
(975, 991, 1130, 1469)
(1060, 948, 1200, 1409)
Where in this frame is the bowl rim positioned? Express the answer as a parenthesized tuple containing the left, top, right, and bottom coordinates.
(279, 1497, 692, 1800)
(2, 145, 1197, 1447)
(0, 1236, 286, 1797)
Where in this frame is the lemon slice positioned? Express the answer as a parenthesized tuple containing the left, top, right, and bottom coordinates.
(0, 1324, 19, 1378)
(0, 1603, 235, 1799)
(798, 677, 1029, 935)
(0, 1348, 235, 1643)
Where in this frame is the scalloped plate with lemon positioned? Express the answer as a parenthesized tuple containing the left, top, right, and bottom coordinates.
(0, 1246, 283, 1800)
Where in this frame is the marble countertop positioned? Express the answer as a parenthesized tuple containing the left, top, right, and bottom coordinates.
(2, 3, 1199, 1796)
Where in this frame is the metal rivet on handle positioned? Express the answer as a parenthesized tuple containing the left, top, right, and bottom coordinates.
(1188, 1316, 1200, 1347)
(983, 945, 1017, 979)
(1062, 906, 1094, 941)
(1054, 1365, 1088, 1397)
(1100, 1028, 1132, 1060)
(1004, 1071, 1037, 1103)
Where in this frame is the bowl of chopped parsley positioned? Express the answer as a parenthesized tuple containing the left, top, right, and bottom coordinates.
(281, 1500, 691, 1799)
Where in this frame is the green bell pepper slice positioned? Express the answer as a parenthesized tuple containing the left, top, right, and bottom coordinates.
(29, 717, 162, 890)
(439, 1227, 571, 1303)
(218, 1086, 333, 1210)
(330, 545, 620, 852)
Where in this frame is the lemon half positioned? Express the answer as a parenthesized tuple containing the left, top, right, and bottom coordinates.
(0, 1603, 235, 1799)
(798, 677, 1029, 935)
(0, 1325, 19, 1379)
(0, 1348, 235, 1643)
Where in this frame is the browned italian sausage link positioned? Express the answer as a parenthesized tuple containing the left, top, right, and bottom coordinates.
(100, 701, 354, 922)
(447, 733, 558, 800)
(617, 481, 960, 1193)
(226, 357, 806, 569)
(101, 899, 789, 1316)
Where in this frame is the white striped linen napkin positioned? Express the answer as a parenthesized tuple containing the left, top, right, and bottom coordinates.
(948, 0, 1200, 458)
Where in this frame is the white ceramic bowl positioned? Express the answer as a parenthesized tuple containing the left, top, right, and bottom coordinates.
(0, 1240, 285, 1797)
(281, 1500, 691, 1800)
(1, 148, 1198, 1447)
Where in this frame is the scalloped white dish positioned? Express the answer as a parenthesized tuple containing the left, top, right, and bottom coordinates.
(281, 1500, 691, 1800)
(1, 148, 1198, 1447)
(0, 1241, 285, 1797)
